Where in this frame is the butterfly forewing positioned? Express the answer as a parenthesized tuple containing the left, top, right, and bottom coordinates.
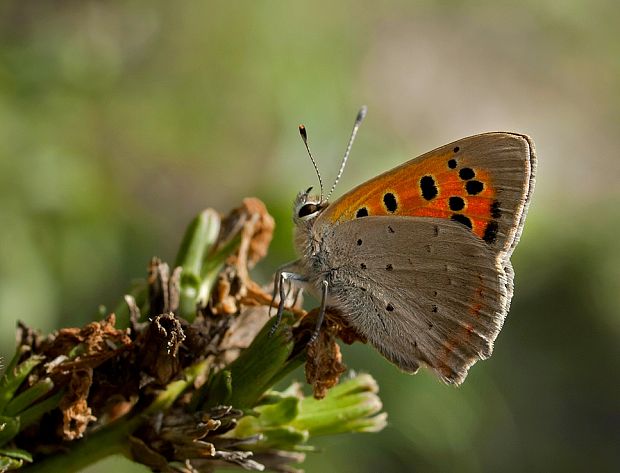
(319, 132, 535, 259)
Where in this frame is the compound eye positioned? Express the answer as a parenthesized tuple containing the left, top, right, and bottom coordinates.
(298, 203, 319, 218)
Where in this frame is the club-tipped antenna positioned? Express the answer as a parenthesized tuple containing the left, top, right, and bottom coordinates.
(326, 105, 368, 201)
(299, 124, 324, 202)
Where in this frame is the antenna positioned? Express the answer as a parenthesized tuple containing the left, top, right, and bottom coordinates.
(326, 105, 368, 201)
(299, 124, 324, 202)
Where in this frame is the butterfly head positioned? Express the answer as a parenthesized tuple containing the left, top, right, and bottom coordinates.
(293, 186, 327, 224)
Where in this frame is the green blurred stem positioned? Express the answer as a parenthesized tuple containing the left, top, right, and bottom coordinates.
(175, 209, 221, 274)
(22, 360, 209, 473)
(176, 210, 221, 319)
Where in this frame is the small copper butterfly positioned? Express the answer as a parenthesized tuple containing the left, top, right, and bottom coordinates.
(272, 106, 536, 384)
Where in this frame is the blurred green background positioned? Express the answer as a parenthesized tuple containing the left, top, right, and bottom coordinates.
(1, 1, 618, 472)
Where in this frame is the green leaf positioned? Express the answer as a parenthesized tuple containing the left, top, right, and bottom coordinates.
(200, 369, 233, 410)
(4, 378, 54, 417)
(337, 412, 388, 434)
(0, 356, 44, 414)
(144, 358, 211, 417)
(255, 396, 300, 427)
(290, 374, 386, 437)
(231, 415, 261, 438)
(18, 389, 64, 430)
(294, 392, 383, 436)
(0, 417, 20, 447)
(201, 312, 305, 410)
(0, 447, 33, 462)
(254, 426, 308, 450)
(0, 348, 24, 385)
(0, 455, 24, 471)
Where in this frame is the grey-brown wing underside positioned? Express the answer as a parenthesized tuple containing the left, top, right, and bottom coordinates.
(321, 216, 513, 384)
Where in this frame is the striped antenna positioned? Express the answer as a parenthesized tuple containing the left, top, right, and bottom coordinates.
(299, 124, 324, 202)
(326, 105, 368, 201)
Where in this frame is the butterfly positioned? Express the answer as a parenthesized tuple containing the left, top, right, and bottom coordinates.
(271, 106, 536, 385)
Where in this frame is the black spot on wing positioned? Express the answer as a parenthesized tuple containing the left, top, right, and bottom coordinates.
(451, 214, 472, 229)
(448, 159, 457, 169)
(459, 168, 475, 180)
(449, 196, 465, 211)
(420, 176, 438, 200)
(466, 180, 484, 195)
(383, 192, 398, 212)
(483, 221, 499, 244)
(491, 200, 502, 219)
(356, 207, 369, 218)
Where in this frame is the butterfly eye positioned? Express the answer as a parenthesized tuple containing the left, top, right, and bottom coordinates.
(298, 203, 320, 218)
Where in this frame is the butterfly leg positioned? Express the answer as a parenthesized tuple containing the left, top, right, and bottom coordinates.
(308, 279, 329, 344)
(269, 263, 295, 317)
(269, 269, 308, 336)
(291, 285, 303, 309)
(269, 267, 282, 319)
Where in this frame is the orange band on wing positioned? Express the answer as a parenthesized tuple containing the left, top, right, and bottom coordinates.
(323, 150, 499, 241)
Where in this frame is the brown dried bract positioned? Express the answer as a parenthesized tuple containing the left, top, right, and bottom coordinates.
(139, 313, 186, 384)
(300, 309, 367, 399)
(300, 311, 340, 399)
(212, 265, 244, 316)
(42, 314, 132, 375)
(132, 406, 246, 470)
(218, 197, 274, 269)
(148, 258, 181, 315)
(59, 368, 96, 440)
(211, 198, 275, 315)
(29, 315, 133, 439)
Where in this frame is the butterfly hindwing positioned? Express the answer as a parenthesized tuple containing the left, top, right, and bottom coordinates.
(317, 216, 512, 384)
(319, 132, 536, 260)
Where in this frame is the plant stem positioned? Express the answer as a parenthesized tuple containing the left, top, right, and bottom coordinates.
(22, 418, 132, 473)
